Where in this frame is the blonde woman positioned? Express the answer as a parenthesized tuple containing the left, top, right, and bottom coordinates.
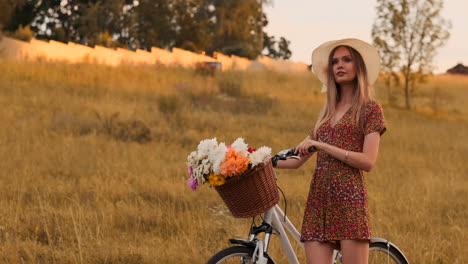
(275, 39, 386, 264)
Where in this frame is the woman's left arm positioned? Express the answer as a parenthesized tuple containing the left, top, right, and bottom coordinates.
(297, 132, 381, 172)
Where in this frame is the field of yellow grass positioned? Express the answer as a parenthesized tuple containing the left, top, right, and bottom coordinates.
(0, 59, 466, 263)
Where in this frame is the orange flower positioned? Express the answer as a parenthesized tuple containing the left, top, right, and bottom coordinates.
(220, 148, 250, 177)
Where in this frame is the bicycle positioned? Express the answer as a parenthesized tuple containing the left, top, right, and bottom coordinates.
(206, 148, 409, 264)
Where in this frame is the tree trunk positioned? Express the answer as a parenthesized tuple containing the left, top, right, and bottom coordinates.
(404, 71, 411, 109)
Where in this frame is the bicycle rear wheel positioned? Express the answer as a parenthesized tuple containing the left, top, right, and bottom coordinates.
(206, 246, 274, 264)
(368, 242, 408, 264)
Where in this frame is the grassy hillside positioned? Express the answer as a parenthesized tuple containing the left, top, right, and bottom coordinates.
(0, 59, 466, 263)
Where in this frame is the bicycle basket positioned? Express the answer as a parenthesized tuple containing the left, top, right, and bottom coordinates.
(214, 160, 279, 218)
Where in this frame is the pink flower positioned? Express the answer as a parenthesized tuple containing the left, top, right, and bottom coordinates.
(188, 177, 198, 191)
(187, 166, 193, 175)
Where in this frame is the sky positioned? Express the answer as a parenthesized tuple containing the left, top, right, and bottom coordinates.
(264, 0, 468, 73)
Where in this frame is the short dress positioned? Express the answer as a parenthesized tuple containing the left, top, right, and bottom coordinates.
(300, 100, 386, 242)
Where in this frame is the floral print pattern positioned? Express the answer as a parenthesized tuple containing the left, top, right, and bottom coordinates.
(300, 100, 386, 242)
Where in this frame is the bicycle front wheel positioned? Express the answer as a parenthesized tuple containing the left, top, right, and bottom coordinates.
(206, 246, 274, 264)
(369, 242, 408, 264)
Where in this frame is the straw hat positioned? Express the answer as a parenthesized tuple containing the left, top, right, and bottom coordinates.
(311, 38, 380, 92)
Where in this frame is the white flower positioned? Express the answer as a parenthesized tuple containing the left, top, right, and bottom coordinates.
(231, 138, 248, 155)
(249, 146, 272, 167)
(186, 138, 219, 184)
(186, 151, 198, 167)
(197, 138, 218, 158)
(193, 166, 206, 183)
(209, 142, 229, 174)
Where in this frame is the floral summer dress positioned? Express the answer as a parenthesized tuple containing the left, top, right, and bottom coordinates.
(300, 100, 386, 242)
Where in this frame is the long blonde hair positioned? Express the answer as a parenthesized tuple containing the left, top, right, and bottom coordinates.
(313, 45, 374, 138)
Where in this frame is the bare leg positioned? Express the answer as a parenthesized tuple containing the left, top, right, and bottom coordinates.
(304, 241, 335, 264)
(340, 240, 369, 264)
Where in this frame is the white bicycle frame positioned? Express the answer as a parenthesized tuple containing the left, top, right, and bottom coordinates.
(248, 204, 339, 264)
(245, 205, 407, 264)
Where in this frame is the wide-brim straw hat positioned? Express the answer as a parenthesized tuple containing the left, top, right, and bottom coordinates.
(311, 38, 380, 92)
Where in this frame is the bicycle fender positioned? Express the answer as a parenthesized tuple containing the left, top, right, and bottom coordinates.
(228, 239, 256, 249)
(371, 237, 410, 264)
(228, 239, 276, 264)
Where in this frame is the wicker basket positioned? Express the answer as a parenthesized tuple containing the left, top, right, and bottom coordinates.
(214, 160, 279, 218)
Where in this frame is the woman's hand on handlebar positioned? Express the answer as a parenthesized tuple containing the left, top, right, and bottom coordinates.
(295, 137, 319, 156)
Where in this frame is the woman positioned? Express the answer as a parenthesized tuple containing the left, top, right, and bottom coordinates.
(275, 39, 386, 264)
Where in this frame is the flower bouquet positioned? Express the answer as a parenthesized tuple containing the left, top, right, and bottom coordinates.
(186, 138, 279, 218)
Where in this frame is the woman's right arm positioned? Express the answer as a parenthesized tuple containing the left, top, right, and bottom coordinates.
(275, 135, 316, 169)
(275, 153, 313, 169)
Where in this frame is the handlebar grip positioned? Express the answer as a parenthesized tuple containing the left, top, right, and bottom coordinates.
(308, 146, 317, 153)
(290, 147, 317, 154)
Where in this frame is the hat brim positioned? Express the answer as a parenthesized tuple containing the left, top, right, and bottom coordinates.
(311, 38, 380, 92)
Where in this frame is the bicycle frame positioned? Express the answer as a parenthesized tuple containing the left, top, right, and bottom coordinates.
(236, 204, 408, 264)
(246, 204, 339, 264)
(262, 205, 302, 264)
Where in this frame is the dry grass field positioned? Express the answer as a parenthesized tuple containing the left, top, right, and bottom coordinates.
(0, 59, 466, 263)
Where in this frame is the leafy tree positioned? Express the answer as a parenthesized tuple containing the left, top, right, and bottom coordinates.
(263, 32, 278, 58)
(172, 0, 215, 52)
(1, 0, 293, 60)
(0, 0, 35, 34)
(3, 0, 83, 42)
(210, 0, 265, 59)
(262, 34, 292, 60)
(134, 0, 175, 50)
(372, 0, 450, 109)
(261, 14, 291, 60)
(277, 37, 291, 60)
(2, 0, 125, 44)
(77, 0, 126, 46)
(31, 0, 82, 42)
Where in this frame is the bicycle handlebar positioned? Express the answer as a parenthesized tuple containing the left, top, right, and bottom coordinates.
(271, 146, 317, 167)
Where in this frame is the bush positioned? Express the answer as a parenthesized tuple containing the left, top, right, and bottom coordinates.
(217, 71, 243, 97)
(95, 31, 118, 48)
(11, 25, 34, 42)
(52, 27, 66, 42)
(158, 95, 180, 115)
(94, 112, 152, 144)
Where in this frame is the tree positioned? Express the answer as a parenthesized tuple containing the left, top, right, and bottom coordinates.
(133, 0, 175, 50)
(261, 14, 291, 60)
(262, 34, 291, 60)
(1, 0, 292, 60)
(210, 0, 266, 59)
(0, 0, 34, 33)
(263, 32, 278, 58)
(277, 37, 291, 60)
(77, 0, 128, 47)
(172, 0, 215, 53)
(30, 0, 81, 42)
(372, 0, 450, 109)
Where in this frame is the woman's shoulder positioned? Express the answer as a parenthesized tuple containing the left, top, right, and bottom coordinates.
(363, 99, 386, 135)
(364, 99, 384, 113)
(365, 99, 382, 108)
